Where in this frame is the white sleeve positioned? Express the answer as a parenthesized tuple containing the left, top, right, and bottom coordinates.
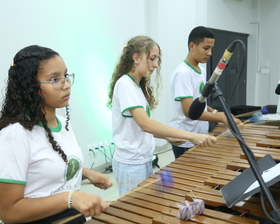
(173, 71, 194, 101)
(0, 124, 30, 185)
(115, 79, 144, 116)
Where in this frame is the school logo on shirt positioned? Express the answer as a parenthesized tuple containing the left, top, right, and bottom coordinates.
(199, 82, 205, 94)
(65, 157, 81, 181)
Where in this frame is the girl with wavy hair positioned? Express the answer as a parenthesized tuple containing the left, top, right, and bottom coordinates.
(0, 45, 111, 224)
(108, 36, 216, 196)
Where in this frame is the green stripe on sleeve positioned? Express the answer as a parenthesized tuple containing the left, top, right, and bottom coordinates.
(174, 96, 193, 101)
(122, 106, 144, 117)
(0, 178, 26, 185)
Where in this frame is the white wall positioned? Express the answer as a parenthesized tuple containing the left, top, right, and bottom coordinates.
(0, 0, 278, 170)
(255, 0, 280, 106)
(147, 0, 197, 151)
(205, 0, 256, 106)
(0, 0, 147, 170)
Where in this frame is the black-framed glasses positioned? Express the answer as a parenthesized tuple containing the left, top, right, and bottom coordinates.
(39, 73, 75, 90)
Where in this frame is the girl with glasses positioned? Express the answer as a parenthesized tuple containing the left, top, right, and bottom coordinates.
(0, 45, 111, 223)
(107, 36, 216, 196)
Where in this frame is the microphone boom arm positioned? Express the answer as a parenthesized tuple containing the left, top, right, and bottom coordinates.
(213, 85, 280, 221)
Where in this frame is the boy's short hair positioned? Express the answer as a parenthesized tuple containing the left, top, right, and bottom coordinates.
(188, 26, 215, 47)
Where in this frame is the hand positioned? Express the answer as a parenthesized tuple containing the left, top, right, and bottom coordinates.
(90, 173, 112, 190)
(233, 117, 242, 126)
(190, 133, 216, 148)
(92, 176, 111, 190)
(71, 191, 108, 217)
(166, 137, 186, 146)
(83, 168, 112, 190)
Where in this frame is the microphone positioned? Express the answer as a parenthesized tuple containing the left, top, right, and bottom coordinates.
(188, 40, 238, 120)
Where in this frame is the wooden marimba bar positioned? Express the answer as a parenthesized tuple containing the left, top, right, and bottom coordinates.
(86, 123, 280, 224)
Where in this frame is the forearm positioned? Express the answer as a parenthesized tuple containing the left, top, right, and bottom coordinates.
(198, 111, 225, 123)
(141, 117, 195, 141)
(82, 168, 112, 190)
(181, 98, 219, 122)
(131, 107, 216, 146)
(153, 134, 167, 139)
(82, 167, 99, 180)
(1, 192, 68, 223)
(207, 106, 214, 113)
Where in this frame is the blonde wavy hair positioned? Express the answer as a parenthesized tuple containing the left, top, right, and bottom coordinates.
(107, 35, 162, 110)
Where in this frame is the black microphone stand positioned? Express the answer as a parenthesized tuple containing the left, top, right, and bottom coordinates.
(211, 84, 280, 221)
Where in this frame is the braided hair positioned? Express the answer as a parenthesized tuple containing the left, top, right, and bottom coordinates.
(0, 45, 69, 163)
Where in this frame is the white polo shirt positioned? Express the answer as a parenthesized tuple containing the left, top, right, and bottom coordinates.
(169, 61, 209, 148)
(0, 115, 83, 198)
(112, 74, 155, 164)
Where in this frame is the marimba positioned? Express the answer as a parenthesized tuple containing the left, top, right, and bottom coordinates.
(86, 123, 280, 224)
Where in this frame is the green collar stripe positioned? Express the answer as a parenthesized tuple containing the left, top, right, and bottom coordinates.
(122, 106, 144, 117)
(37, 116, 62, 132)
(183, 60, 202, 74)
(125, 74, 140, 87)
(0, 178, 26, 185)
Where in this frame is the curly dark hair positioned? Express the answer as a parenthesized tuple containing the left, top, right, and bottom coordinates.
(107, 35, 162, 110)
(0, 45, 69, 163)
